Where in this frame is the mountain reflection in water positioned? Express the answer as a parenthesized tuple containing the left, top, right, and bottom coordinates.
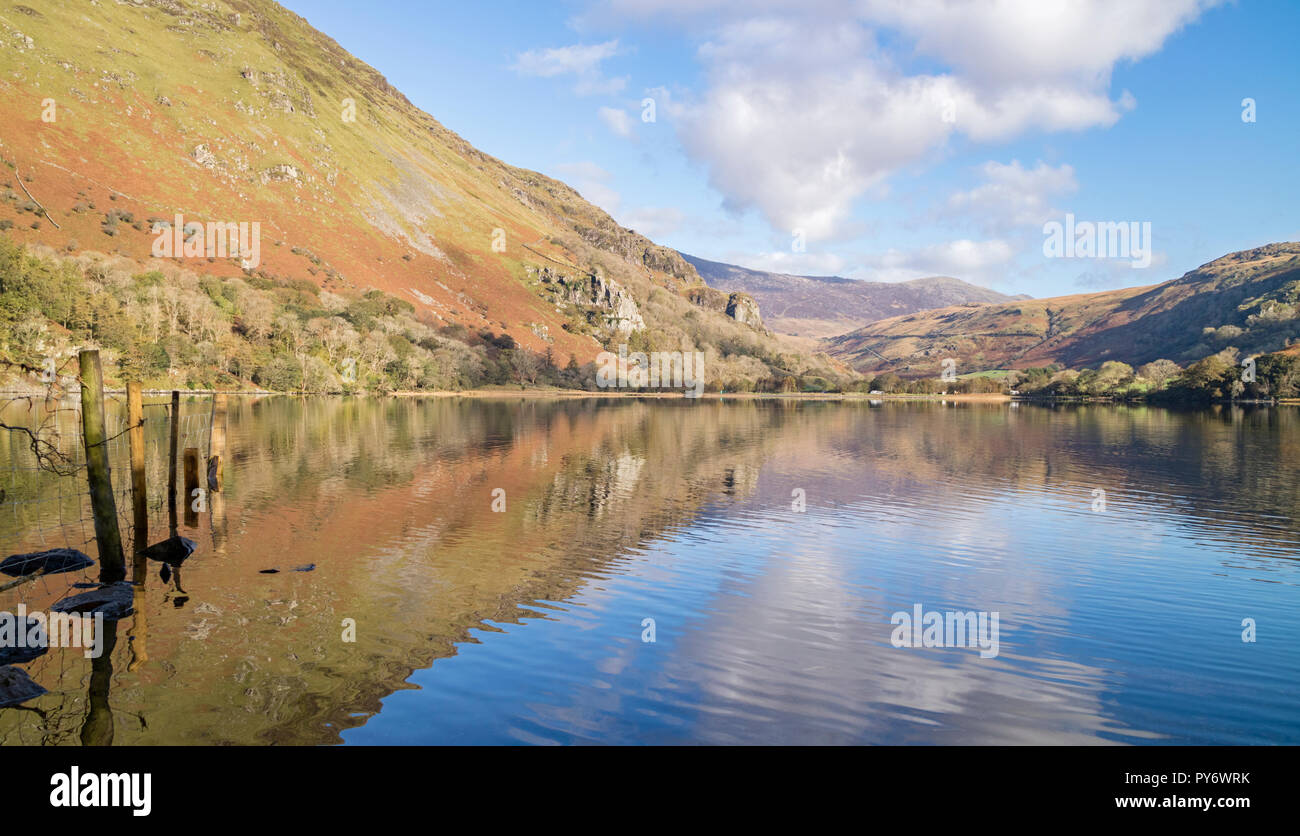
(1, 397, 1297, 745)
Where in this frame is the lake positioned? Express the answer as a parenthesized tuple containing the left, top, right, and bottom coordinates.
(1, 396, 1297, 745)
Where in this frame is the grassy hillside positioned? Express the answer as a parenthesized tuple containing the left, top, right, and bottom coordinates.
(826, 243, 1300, 377)
(0, 0, 849, 392)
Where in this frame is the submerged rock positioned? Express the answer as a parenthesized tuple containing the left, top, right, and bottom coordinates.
(0, 615, 47, 666)
(0, 665, 46, 707)
(50, 581, 134, 620)
(0, 548, 94, 578)
(141, 536, 197, 566)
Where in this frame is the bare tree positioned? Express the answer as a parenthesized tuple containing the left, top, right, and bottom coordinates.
(509, 350, 543, 386)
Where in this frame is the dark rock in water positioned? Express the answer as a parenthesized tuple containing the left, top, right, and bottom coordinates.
(260, 564, 312, 574)
(0, 548, 94, 578)
(0, 615, 48, 666)
(51, 581, 134, 620)
(0, 665, 46, 707)
(141, 536, 197, 566)
(0, 643, 47, 666)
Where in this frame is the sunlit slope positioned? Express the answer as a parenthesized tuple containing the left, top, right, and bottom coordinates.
(826, 243, 1300, 376)
(0, 0, 728, 364)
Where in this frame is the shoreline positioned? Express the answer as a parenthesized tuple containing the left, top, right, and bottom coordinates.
(0, 386, 1010, 402)
(388, 389, 1015, 401)
(4, 385, 1296, 405)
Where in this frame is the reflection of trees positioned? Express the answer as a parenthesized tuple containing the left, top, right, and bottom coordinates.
(803, 402, 1300, 560)
(1, 397, 1297, 745)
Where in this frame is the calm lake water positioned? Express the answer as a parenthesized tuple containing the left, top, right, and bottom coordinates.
(1, 396, 1297, 745)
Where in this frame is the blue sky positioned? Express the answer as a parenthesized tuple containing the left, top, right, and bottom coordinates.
(282, 0, 1298, 298)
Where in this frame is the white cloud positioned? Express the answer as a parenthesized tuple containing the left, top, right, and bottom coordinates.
(598, 106, 637, 140)
(642, 85, 680, 120)
(512, 40, 628, 95)
(851, 239, 1017, 283)
(593, 1, 1217, 240)
(726, 250, 850, 276)
(863, 0, 1217, 90)
(946, 160, 1078, 235)
(553, 161, 622, 213)
(618, 206, 684, 238)
(514, 40, 619, 77)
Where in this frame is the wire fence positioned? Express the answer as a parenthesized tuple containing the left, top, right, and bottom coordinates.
(1, 361, 222, 739)
(0, 392, 214, 559)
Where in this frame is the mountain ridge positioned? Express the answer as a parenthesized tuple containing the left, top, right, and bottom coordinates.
(682, 252, 1029, 339)
(0, 0, 848, 391)
(825, 242, 1300, 377)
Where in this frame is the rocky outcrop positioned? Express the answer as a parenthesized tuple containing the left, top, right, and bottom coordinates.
(500, 169, 699, 288)
(687, 286, 766, 332)
(725, 293, 763, 330)
(530, 265, 645, 335)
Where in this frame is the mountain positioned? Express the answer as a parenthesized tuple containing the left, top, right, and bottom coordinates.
(0, 0, 846, 391)
(682, 253, 1027, 339)
(826, 243, 1300, 377)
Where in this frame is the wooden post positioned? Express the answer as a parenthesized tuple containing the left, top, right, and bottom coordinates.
(127, 382, 147, 562)
(126, 384, 150, 674)
(80, 624, 118, 747)
(168, 390, 179, 536)
(183, 447, 200, 528)
(79, 350, 125, 583)
(207, 393, 227, 491)
(208, 394, 229, 554)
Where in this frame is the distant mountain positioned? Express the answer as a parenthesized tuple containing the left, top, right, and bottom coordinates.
(825, 243, 1300, 377)
(682, 253, 1028, 338)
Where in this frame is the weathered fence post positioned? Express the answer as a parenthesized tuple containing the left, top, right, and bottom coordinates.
(81, 625, 118, 746)
(79, 349, 125, 583)
(183, 447, 200, 528)
(127, 381, 147, 560)
(208, 393, 227, 491)
(168, 390, 179, 535)
(208, 393, 229, 554)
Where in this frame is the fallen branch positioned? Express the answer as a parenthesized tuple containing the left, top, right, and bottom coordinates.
(14, 172, 61, 229)
(0, 568, 48, 594)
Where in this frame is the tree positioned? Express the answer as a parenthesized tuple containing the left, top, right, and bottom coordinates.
(1075, 360, 1136, 396)
(1137, 359, 1181, 388)
(509, 349, 543, 386)
(869, 372, 901, 392)
(274, 313, 312, 393)
(1254, 352, 1300, 398)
